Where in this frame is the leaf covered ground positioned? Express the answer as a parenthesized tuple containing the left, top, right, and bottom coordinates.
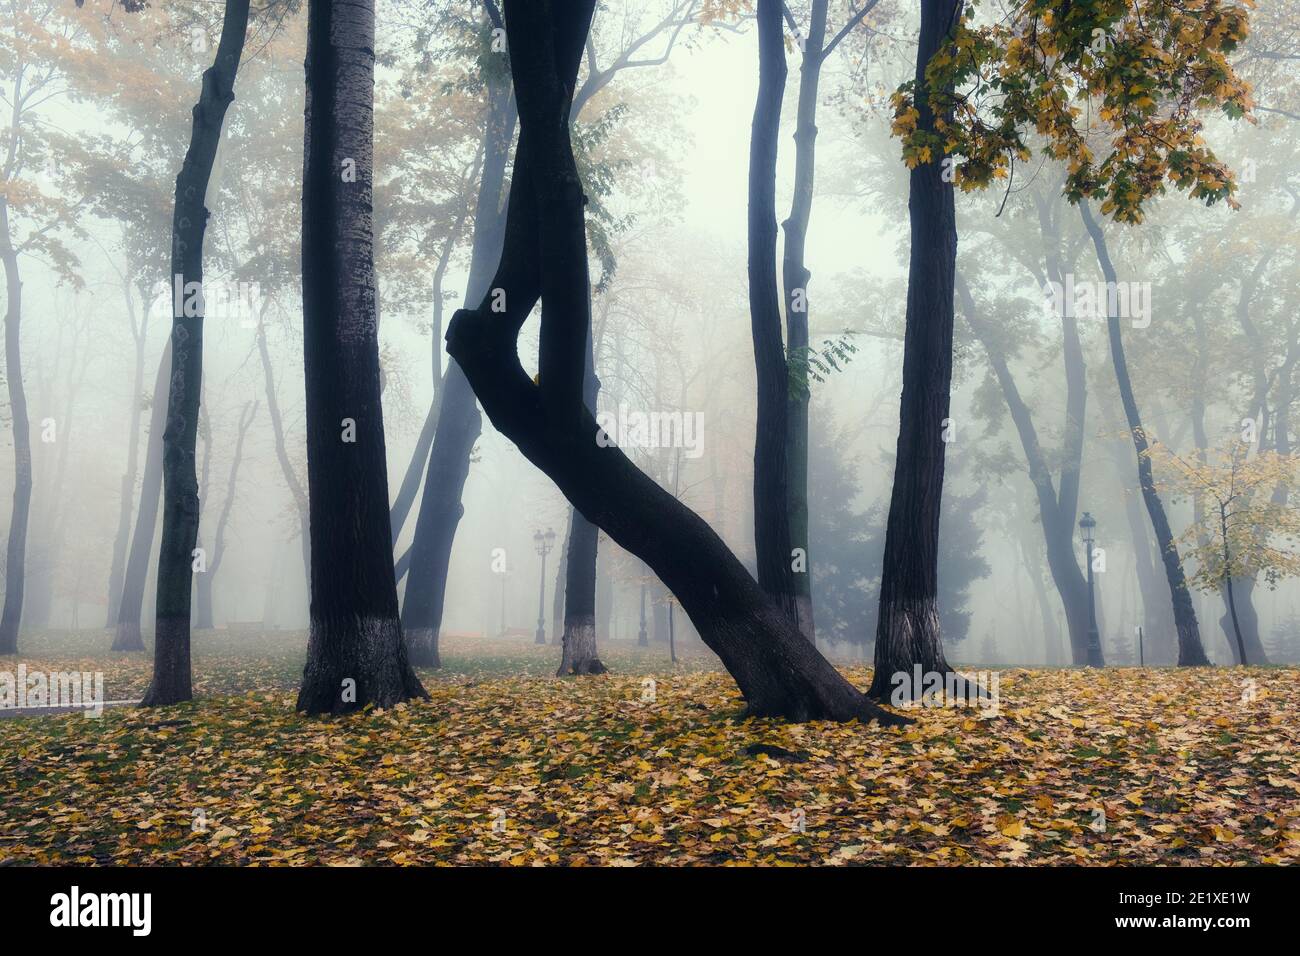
(1, 633, 1297, 865)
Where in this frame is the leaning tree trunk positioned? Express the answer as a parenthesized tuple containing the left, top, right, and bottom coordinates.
(196, 401, 257, 633)
(400, 74, 515, 664)
(0, 234, 29, 655)
(781, 0, 830, 643)
(295, 0, 425, 714)
(866, 0, 965, 700)
(748, 0, 798, 624)
(1080, 200, 1209, 666)
(113, 344, 171, 652)
(445, 0, 905, 724)
(143, 0, 252, 707)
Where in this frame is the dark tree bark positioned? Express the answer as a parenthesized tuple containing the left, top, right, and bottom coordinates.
(866, 0, 965, 700)
(144, 0, 252, 707)
(445, 0, 904, 724)
(1079, 200, 1209, 667)
(558, 325, 607, 675)
(780, 0, 877, 643)
(195, 401, 257, 632)
(780, 0, 828, 644)
(295, 0, 426, 714)
(0, 215, 29, 655)
(113, 344, 171, 652)
(748, 0, 797, 624)
(106, 283, 152, 628)
(400, 70, 515, 664)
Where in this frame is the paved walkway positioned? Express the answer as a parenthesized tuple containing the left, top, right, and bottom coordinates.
(0, 700, 140, 720)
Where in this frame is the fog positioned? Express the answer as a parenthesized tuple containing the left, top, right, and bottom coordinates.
(4, 0, 1298, 669)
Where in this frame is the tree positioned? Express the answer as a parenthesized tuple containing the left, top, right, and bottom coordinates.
(1149, 440, 1300, 665)
(779, 0, 882, 643)
(0, 0, 86, 654)
(446, 0, 904, 724)
(112, 344, 169, 651)
(864, 0, 964, 699)
(399, 2, 513, 668)
(808, 402, 989, 651)
(1081, 199, 1210, 666)
(295, 0, 426, 713)
(144, 0, 253, 707)
(957, 261, 1095, 665)
(883, 0, 1256, 675)
(746, 0, 797, 625)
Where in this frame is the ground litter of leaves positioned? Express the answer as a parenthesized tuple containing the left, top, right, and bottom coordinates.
(2, 634, 1298, 866)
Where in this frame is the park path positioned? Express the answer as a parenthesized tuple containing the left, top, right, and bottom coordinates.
(0, 700, 140, 720)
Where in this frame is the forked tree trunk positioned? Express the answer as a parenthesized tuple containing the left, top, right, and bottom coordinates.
(748, 0, 798, 624)
(144, 0, 252, 707)
(1080, 200, 1209, 667)
(400, 74, 515, 663)
(866, 0, 964, 700)
(196, 401, 257, 632)
(113, 344, 171, 652)
(296, 0, 425, 713)
(0, 239, 29, 655)
(446, 0, 904, 724)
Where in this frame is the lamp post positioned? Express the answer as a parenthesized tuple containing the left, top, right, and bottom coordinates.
(1079, 511, 1104, 667)
(534, 528, 556, 645)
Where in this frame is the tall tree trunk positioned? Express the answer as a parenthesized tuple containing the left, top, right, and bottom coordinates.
(400, 75, 515, 660)
(106, 284, 151, 627)
(559, 342, 606, 674)
(295, 0, 426, 714)
(196, 401, 257, 632)
(1079, 200, 1209, 666)
(748, 0, 797, 624)
(113, 344, 171, 652)
(0, 232, 29, 654)
(781, 0, 830, 643)
(144, 0, 252, 707)
(445, 0, 904, 724)
(866, 0, 964, 699)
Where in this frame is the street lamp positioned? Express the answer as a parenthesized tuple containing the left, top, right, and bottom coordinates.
(534, 528, 556, 645)
(1079, 511, 1104, 667)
